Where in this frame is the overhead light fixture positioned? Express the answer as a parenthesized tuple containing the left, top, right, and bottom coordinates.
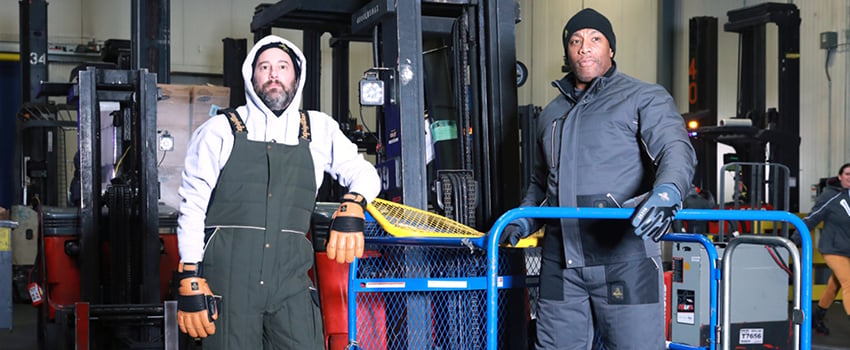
(359, 70, 385, 106)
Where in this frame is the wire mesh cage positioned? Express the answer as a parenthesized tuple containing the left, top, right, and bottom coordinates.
(350, 199, 541, 350)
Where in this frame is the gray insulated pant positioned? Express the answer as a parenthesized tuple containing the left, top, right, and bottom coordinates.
(535, 256, 665, 350)
(201, 228, 324, 350)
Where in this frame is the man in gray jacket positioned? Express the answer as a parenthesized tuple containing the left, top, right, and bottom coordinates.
(501, 8, 696, 349)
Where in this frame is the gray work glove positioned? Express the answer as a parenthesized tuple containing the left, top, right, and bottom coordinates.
(629, 183, 682, 242)
(498, 218, 532, 246)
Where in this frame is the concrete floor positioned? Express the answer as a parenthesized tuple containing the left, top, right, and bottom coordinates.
(2, 303, 38, 350)
(2, 301, 849, 349)
(814, 301, 850, 350)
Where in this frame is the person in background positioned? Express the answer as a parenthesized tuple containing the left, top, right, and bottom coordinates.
(499, 8, 696, 349)
(175, 34, 380, 349)
(804, 163, 850, 336)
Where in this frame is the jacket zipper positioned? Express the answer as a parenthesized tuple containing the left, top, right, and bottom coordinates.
(201, 225, 265, 251)
(205, 225, 265, 231)
(280, 228, 308, 235)
(639, 137, 656, 163)
(606, 193, 622, 208)
(202, 226, 221, 252)
(550, 120, 558, 168)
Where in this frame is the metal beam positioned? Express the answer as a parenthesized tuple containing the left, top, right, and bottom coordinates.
(688, 17, 718, 198)
(253, 0, 365, 34)
(131, 0, 171, 83)
(223, 38, 247, 108)
(331, 40, 350, 123)
(77, 69, 101, 303)
(19, 0, 48, 103)
(385, 1, 426, 209)
(138, 70, 160, 304)
(480, 0, 519, 225)
(302, 31, 322, 111)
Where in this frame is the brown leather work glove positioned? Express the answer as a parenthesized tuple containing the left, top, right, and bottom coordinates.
(176, 262, 218, 338)
(327, 192, 366, 263)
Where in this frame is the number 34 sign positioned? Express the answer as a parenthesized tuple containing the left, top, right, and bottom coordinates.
(30, 52, 47, 65)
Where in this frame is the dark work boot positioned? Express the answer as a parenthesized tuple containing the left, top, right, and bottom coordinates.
(813, 305, 829, 336)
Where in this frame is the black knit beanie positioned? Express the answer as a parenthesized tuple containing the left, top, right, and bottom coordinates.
(563, 8, 616, 58)
(251, 42, 302, 80)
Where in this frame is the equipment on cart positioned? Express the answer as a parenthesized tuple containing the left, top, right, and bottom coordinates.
(671, 241, 792, 348)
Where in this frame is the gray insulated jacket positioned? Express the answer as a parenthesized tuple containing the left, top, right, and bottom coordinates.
(521, 64, 696, 267)
(804, 184, 850, 256)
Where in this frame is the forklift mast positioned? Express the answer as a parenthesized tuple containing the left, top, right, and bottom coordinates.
(686, 2, 801, 213)
(77, 68, 160, 306)
(71, 67, 177, 349)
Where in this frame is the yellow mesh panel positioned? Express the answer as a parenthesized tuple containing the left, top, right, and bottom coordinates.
(367, 198, 484, 238)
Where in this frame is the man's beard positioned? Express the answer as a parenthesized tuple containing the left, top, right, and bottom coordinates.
(255, 79, 296, 111)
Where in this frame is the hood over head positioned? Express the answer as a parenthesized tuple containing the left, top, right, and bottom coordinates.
(242, 35, 306, 116)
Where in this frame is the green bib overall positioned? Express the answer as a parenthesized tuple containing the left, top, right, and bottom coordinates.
(201, 110, 323, 349)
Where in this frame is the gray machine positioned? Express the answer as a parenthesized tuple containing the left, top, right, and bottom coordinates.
(1, 220, 18, 329)
(671, 241, 792, 348)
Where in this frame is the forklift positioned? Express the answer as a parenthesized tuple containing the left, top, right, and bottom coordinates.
(27, 68, 180, 349)
(15, 1, 179, 348)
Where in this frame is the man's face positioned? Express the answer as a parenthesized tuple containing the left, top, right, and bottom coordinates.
(566, 28, 613, 90)
(252, 47, 298, 111)
(839, 166, 850, 189)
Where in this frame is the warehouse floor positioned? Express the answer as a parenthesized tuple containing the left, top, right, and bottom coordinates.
(2, 301, 849, 349)
(814, 301, 850, 349)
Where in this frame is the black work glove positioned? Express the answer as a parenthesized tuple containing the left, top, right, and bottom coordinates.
(789, 231, 803, 247)
(498, 218, 531, 247)
(629, 183, 682, 242)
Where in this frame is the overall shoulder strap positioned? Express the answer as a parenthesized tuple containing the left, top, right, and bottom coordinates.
(218, 108, 247, 135)
(299, 110, 311, 141)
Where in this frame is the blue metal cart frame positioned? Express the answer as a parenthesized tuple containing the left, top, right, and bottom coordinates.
(347, 208, 812, 350)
